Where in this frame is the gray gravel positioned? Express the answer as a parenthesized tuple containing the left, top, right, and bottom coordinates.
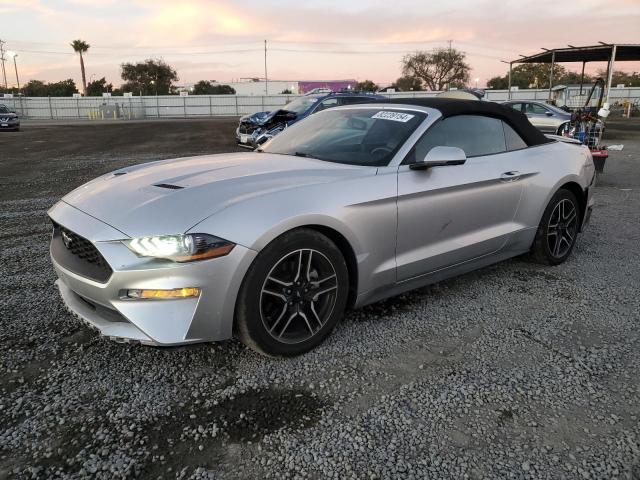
(1, 119, 639, 479)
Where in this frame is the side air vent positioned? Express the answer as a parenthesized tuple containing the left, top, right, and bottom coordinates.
(154, 183, 184, 190)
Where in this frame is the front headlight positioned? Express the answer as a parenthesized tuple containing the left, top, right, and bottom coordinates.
(125, 234, 234, 262)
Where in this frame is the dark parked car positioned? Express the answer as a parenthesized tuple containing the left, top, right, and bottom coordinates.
(502, 100, 571, 135)
(236, 92, 385, 148)
(0, 104, 20, 131)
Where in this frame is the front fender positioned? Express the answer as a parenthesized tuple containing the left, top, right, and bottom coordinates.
(187, 171, 398, 296)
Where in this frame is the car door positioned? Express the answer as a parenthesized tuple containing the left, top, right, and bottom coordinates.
(396, 115, 525, 281)
(523, 102, 556, 132)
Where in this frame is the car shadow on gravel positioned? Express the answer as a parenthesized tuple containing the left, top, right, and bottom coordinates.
(140, 387, 326, 477)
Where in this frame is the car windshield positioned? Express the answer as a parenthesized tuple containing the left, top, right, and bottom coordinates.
(282, 96, 321, 114)
(261, 107, 426, 166)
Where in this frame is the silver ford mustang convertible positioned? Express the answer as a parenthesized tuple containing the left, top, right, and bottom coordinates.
(49, 98, 595, 356)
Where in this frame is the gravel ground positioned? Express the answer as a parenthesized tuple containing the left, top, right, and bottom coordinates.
(1, 118, 639, 479)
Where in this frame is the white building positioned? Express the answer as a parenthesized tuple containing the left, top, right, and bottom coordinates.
(213, 80, 299, 95)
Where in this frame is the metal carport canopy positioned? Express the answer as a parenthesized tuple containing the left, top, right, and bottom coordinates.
(513, 44, 640, 64)
(505, 43, 640, 103)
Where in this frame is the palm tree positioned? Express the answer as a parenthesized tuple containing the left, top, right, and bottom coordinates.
(70, 39, 90, 96)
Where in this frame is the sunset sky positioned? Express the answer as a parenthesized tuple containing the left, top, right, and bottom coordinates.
(1, 0, 639, 89)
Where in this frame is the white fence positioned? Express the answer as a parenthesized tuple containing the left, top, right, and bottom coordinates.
(2, 88, 639, 120)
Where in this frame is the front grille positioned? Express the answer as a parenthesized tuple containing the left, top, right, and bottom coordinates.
(51, 222, 113, 283)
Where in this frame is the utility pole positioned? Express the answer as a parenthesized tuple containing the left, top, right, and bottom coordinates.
(264, 40, 268, 96)
(446, 40, 453, 91)
(0, 40, 7, 89)
(11, 53, 19, 90)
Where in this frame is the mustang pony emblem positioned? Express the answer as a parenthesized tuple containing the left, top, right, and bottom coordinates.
(61, 231, 73, 249)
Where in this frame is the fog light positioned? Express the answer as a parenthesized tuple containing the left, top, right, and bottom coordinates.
(126, 287, 201, 299)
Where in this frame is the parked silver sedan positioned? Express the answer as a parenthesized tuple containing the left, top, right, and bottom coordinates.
(49, 98, 595, 356)
(502, 100, 572, 134)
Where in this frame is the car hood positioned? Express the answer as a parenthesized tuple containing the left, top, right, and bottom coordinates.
(239, 109, 296, 126)
(61, 152, 371, 239)
(0, 112, 17, 118)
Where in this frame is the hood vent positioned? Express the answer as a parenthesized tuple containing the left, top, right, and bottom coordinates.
(154, 183, 184, 190)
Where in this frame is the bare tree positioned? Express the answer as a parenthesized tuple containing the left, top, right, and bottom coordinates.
(70, 39, 90, 96)
(402, 48, 470, 91)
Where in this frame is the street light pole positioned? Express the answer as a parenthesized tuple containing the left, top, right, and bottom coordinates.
(13, 54, 19, 90)
(500, 60, 513, 100)
(264, 39, 268, 96)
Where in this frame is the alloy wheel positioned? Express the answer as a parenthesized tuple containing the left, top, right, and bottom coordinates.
(260, 249, 338, 344)
(547, 198, 578, 258)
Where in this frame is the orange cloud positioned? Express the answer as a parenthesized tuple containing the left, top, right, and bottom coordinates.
(144, 1, 252, 43)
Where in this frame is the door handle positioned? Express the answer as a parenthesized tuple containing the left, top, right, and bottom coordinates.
(500, 171, 521, 182)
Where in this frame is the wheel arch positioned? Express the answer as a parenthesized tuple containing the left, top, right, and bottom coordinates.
(558, 181, 587, 231)
(556, 121, 570, 135)
(246, 222, 360, 310)
(535, 175, 587, 233)
(301, 224, 359, 309)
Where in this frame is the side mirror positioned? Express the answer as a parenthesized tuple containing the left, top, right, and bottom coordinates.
(410, 146, 467, 170)
(545, 111, 553, 116)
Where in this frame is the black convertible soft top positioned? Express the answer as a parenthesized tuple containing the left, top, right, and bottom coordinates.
(380, 97, 552, 147)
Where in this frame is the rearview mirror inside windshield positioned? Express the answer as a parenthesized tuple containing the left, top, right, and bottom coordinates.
(347, 117, 367, 130)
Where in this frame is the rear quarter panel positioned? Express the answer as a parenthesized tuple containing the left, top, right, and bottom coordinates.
(514, 141, 593, 230)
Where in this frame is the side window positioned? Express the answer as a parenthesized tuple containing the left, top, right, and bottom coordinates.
(407, 115, 507, 163)
(524, 103, 548, 115)
(314, 98, 339, 112)
(503, 121, 527, 151)
(341, 97, 370, 105)
(507, 103, 523, 112)
(409, 115, 508, 163)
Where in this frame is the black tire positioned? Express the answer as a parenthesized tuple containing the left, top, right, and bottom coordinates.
(556, 123, 568, 135)
(530, 189, 580, 265)
(235, 228, 349, 356)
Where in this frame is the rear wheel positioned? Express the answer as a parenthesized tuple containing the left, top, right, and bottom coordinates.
(236, 229, 349, 356)
(530, 189, 580, 265)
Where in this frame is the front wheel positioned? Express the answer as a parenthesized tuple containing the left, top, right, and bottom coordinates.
(529, 189, 580, 265)
(556, 122, 569, 136)
(235, 228, 349, 356)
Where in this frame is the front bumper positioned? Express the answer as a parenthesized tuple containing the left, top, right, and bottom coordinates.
(236, 125, 261, 149)
(0, 120, 19, 130)
(48, 201, 257, 346)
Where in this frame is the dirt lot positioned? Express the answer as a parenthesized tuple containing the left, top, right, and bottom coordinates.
(0, 118, 241, 202)
(1, 118, 639, 479)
